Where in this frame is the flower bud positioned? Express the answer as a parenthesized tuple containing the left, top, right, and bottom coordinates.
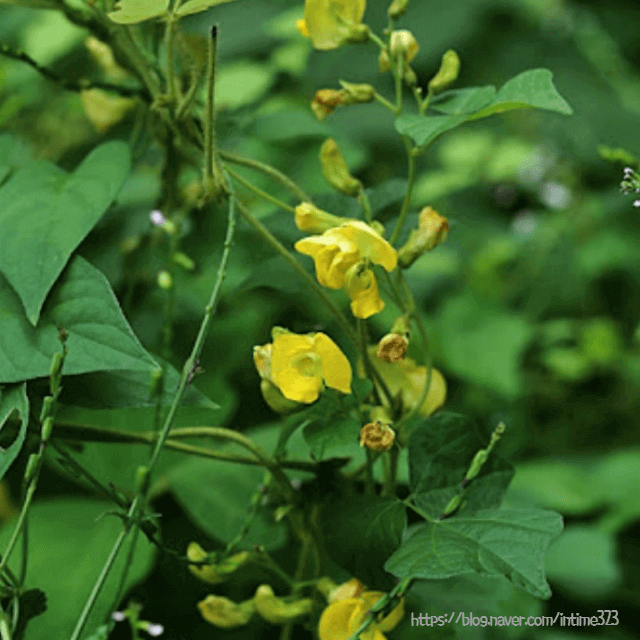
(157, 270, 173, 290)
(311, 89, 345, 121)
(428, 50, 460, 95)
(377, 333, 408, 362)
(316, 577, 339, 599)
(360, 421, 396, 452)
(403, 66, 417, 86)
(187, 542, 251, 585)
(320, 138, 362, 197)
(253, 585, 314, 624)
(198, 595, 255, 628)
(328, 578, 366, 603)
(379, 49, 391, 73)
(295, 203, 345, 234)
(260, 379, 301, 414)
(388, 0, 409, 19)
(369, 405, 393, 425)
(390, 30, 419, 64)
(346, 24, 370, 44)
(172, 251, 196, 271)
(338, 81, 375, 104)
(398, 206, 449, 268)
(39, 397, 54, 423)
(442, 493, 462, 517)
(41, 416, 54, 442)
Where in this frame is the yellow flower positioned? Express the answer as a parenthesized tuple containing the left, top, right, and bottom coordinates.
(362, 346, 446, 417)
(344, 261, 384, 318)
(253, 584, 314, 624)
(264, 328, 352, 403)
(318, 591, 405, 640)
(197, 595, 255, 628)
(295, 202, 345, 233)
(187, 543, 250, 585)
(295, 221, 397, 289)
(298, 0, 367, 50)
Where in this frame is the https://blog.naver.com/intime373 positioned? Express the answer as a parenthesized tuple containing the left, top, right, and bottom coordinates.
(410, 610, 620, 628)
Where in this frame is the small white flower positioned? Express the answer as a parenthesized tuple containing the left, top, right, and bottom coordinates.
(150, 209, 166, 226)
(146, 622, 164, 637)
(111, 611, 126, 622)
(633, 199, 640, 207)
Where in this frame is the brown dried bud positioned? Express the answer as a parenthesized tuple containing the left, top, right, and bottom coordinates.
(360, 421, 396, 452)
(398, 206, 450, 268)
(320, 138, 362, 197)
(377, 333, 408, 362)
(311, 89, 345, 121)
(338, 81, 375, 104)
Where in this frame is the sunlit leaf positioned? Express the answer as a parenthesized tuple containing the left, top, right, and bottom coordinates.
(176, 0, 239, 18)
(107, 0, 169, 24)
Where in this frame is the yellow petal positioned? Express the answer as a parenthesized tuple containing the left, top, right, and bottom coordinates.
(304, 0, 366, 50)
(404, 365, 447, 416)
(313, 332, 352, 393)
(296, 18, 310, 38)
(336, 221, 397, 272)
(346, 268, 384, 319)
(272, 366, 323, 403)
(318, 599, 360, 640)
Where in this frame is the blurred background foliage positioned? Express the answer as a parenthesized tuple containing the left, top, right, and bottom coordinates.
(1, 0, 640, 638)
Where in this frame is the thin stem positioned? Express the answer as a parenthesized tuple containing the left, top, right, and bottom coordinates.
(48, 422, 319, 472)
(395, 54, 404, 113)
(219, 150, 313, 203)
(389, 136, 416, 246)
(357, 187, 373, 223)
(164, 15, 177, 106)
(234, 198, 359, 350)
(225, 166, 296, 214)
(70, 182, 239, 640)
(373, 91, 398, 114)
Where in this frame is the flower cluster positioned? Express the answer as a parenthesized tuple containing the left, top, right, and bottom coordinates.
(621, 166, 640, 207)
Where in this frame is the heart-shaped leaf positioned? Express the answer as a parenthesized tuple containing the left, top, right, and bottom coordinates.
(0, 141, 130, 325)
(0, 255, 157, 383)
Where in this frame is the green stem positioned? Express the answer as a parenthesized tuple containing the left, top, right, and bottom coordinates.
(395, 54, 403, 113)
(225, 166, 296, 214)
(357, 187, 373, 223)
(164, 15, 177, 106)
(373, 90, 398, 114)
(389, 136, 416, 246)
(219, 150, 313, 203)
(234, 198, 359, 350)
(70, 182, 239, 640)
(48, 422, 320, 472)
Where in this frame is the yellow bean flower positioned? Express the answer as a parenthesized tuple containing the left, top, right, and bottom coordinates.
(295, 220, 397, 318)
(256, 328, 352, 404)
(318, 590, 405, 640)
(297, 0, 367, 50)
(361, 346, 447, 417)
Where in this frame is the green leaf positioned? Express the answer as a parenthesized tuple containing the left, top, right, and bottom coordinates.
(215, 61, 275, 110)
(385, 509, 563, 599)
(395, 114, 467, 149)
(0, 383, 28, 480)
(107, 0, 169, 23)
(397, 70, 571, 149)
(408, 413, 514, 518)
(468, 69, 573, 120)
(165, 456, 287, 549)
(323, 495, 406, 589)
(545, 525, 621, 598)
(0, 0, 58, 8)
(430, 87, 496, 116)
(176, 0, 239, 17)
(429, 294, 534, 398)
(0, 141, 130, 325)
(303, 412, 360, 461)
(0, 255, 159, 383)
(0, 499, 155, 640)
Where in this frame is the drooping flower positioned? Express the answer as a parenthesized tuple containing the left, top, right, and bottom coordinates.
(318, 590, 405, 640)
(256, 328, 352, 404)
(361, 346, 446, 417)
(197, 595, 255, 628)
(253, 585, 314, 624)
(297, 0, 368, 50)
(295, 220, 397, 318)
